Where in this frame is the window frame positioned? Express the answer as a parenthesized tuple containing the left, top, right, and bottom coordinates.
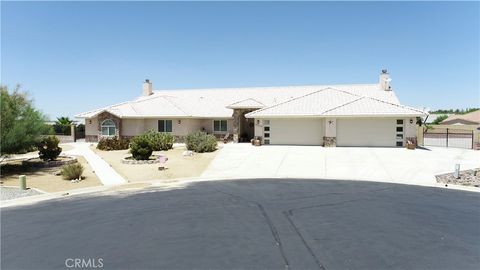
(101, 119, 116, 137)
(158, 120, 173, 133)
(213, 120, 228, 132)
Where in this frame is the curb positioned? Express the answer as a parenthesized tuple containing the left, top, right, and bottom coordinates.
(2, 176, 478, 208)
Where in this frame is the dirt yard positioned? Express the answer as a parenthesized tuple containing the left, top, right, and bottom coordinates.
(1, 156, 102, 193)
(92, 146, 218, 182)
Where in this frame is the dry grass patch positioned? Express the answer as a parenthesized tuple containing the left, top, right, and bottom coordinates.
(92, 146, 218, 182)
(1, 156, 102, 193)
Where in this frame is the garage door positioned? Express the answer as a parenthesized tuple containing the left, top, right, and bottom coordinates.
(337, 118, 396, 147)
(269, 119, 324, 145)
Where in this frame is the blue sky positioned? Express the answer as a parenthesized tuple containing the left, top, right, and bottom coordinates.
(2, 1, 479, 120)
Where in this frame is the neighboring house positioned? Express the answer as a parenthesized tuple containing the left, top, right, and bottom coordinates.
(422, 114, 454, 125)
(440, 110, 480, 125)
(76, 70, 425, 147)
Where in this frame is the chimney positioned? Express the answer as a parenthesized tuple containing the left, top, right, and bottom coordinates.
(379, 69, 392, 91)
(142, 79, 153, 96)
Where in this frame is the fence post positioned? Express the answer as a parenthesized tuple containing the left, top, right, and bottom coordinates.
(446, 128, 449, 147)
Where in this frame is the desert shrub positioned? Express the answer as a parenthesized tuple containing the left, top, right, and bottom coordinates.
(37, 136, 62, 161)
(61, 163, 84, 180)
(130, 135, 153, 160)
(97, 137, 130, 151)
(144, 130, 174, 151)
(185, 131, 217, 153)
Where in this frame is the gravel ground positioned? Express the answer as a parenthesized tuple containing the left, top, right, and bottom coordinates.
(0, 186, 42, 201)
(436, 168, 480, 187)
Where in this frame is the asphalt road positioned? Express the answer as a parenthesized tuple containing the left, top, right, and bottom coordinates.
(2, 179, 479, 270)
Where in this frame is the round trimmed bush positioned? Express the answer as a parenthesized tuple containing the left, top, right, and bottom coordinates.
(130, 135, 153, 160)
(37, 136, 62, 161)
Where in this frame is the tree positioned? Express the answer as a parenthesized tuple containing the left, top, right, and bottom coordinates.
(431, 114, 448, 125)
(55, 116, 73, 135)
(0, 85, 52, 156)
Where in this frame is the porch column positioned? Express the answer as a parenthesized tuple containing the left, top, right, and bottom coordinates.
(232, 109, 242, 143)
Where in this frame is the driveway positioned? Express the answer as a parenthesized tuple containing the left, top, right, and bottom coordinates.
(203, 144, 480, 187)
(2, 179, 479, 269)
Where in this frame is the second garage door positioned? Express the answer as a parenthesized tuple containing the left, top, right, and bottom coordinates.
(336, 118, 396, 147)
(269, 118, 324, 145)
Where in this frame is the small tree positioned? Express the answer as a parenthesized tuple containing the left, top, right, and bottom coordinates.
(0, 85, 52, 157)
(55, 116, 73, 135)
(432, 114, 448, 125)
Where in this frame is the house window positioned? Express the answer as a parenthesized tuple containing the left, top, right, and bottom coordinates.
(264, 139, 270, 145)
(264, 126, 270, 132)
(101, 119, 116, 136)
(263, 120, 270, 125)
(396, 119, 404, 125)
(214, 120, 228, 132)
(396, 126, 403, 132)
(264, 133, 270, 138)
(158, 120, 173, 132)
(396, 141, 403, 147)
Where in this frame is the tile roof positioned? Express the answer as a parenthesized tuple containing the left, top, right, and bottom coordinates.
(226, 98, 265, 109)
(76, 83, 407, 118)
(246, 87, 425, 118)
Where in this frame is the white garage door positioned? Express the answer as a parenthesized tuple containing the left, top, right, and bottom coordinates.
(337, 118, 396, 147)
(269, 119, 324, 145)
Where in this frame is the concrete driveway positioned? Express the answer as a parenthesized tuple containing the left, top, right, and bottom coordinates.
(202, 144, 480, 187)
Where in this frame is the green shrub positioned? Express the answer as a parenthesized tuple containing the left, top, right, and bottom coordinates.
(185, 131, 217, 153)
(97, 137, 130, 151)
(61, 163, 84, 180)
(37, 136, 62, 161)
(432, 114, 449, 125)
(130, 135, 153, 160)
(144, 130, 174, 151)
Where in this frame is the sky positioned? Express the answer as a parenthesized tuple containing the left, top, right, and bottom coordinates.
(2, 1, 479, 120)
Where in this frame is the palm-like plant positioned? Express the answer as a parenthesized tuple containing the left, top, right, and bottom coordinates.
(55, 116, 73, 126)
(55, 116, 73, 135)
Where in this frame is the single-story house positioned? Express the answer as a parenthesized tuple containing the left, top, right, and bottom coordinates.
(76, 70, 426, 147)
(440, 110, 480, 125)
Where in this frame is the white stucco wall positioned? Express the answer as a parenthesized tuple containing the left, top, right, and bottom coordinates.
(325, 118, 337, 137)
(122, 119, 145, 137)
(269, 118, 325, 145)
(405, 117, 417, 138)
(336, 118, 397, 147)
(120, 118, 233, 137)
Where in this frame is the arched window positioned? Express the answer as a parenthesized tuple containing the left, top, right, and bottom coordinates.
(101, 119, 116, 136)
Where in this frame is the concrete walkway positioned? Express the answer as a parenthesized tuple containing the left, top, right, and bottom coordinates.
(202, 144, 480, 188)
(63, 142, 126, 185)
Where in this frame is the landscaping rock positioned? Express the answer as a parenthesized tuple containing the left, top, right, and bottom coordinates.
(182, 150, 193, 156)
(0, 186, 42, 201)
(436, 168, 480, 187)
